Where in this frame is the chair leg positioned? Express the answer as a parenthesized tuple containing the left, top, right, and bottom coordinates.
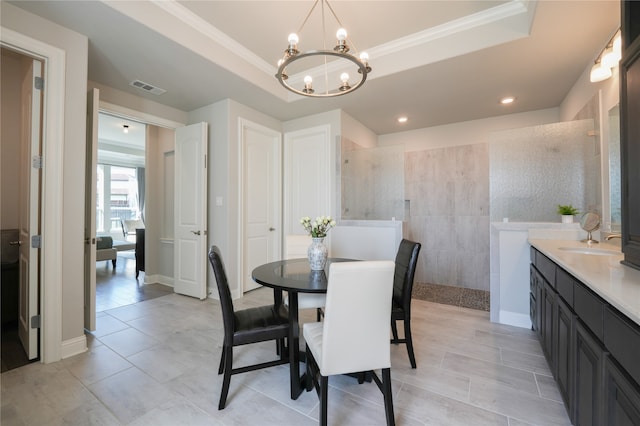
(218, 346, 233, 410)
(381, 368, 395, 426)
(278, 338, 287, 360)
(218, 346, 225, 374)
(305, 345, 314, 392)
(404, 319, 417, 369)
(316, 308, 323, 322)
(111, 258, 116, 268)
(391, 319, 399, 342)
(320, 375, 329, 426)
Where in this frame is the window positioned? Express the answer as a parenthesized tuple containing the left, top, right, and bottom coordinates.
(96, 164, 143, 234)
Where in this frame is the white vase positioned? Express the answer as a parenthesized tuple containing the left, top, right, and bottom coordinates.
(307, 237, 328, 271)
(561, 215, 574, 224)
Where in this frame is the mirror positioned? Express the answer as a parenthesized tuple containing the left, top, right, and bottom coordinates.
(608, 104, 621, 232)
(580, 212, 600, 243)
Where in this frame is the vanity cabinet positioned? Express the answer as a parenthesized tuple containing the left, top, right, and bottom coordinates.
(556, 295, 574, 412)
(574, 320, 605, 426)
(530, 247, 640, 425)
(620, 1, 640, 270)
(604, 356, 640, 425)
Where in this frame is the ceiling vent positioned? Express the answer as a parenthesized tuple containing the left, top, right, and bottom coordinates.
(129, 79, 166, 95)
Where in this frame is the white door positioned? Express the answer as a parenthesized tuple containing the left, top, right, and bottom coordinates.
(241, 121, 281, 292)
(18, 58, 43, 359)
(83, 88, 99, 331)
(174, 122, 208, 299)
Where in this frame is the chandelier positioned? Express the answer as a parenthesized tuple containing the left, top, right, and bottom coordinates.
(275, 0, 372, 98)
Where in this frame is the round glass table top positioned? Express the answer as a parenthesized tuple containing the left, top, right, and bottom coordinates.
(251, 258, 357, 293)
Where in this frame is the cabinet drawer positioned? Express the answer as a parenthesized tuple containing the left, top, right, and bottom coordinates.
(536, 252, 556, 288)
(574, 282, 605, 342)
(556, 268, 575, 308)
(604, 307, 640, 386)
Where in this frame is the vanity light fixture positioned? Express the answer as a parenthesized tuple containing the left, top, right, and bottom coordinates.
(590, 29, 621, 83)
(123, 124, 129, 134)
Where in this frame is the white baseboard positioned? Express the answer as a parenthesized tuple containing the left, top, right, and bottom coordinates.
(498, 310, 532, 329)
(144, 274, 174, 287)
(61, 335, 87, 359)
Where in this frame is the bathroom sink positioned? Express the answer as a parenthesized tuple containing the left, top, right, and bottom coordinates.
(558, 247, 621, 256)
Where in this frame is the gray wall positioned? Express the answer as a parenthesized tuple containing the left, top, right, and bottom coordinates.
(404, 143, 490, 290)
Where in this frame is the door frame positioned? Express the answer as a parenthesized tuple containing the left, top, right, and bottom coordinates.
(1, 27, 65, 363)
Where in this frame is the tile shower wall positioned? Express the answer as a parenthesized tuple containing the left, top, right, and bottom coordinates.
(489, 119, 598, 222)
(404, 144, 490, 291)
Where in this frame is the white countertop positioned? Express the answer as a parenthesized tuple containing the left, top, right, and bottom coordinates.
(529, 239, 640, 326)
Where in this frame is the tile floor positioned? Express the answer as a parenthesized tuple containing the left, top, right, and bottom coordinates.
(95, 251, 172, 312)
(1, 287, 571, 425)
(1, 252, 171, 374)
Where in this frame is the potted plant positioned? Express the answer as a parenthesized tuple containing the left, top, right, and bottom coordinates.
(557, 204, 580, 223)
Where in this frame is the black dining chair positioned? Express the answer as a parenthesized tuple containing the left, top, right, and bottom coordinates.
(208, 246, 290, 409)
(390, 239, 421, 369)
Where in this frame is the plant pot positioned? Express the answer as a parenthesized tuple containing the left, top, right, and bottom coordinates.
(307, 237, 328, 271)
(561, 215, 574, 224)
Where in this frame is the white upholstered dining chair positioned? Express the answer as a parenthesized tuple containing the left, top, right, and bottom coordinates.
(285, 234, 325, 321)
(303, 260, 396, 426)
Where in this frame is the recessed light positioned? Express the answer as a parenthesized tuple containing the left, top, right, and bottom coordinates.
(123, 124, 129, 134)
(500, 96, 515, 105)
(397, 116, 408, 123)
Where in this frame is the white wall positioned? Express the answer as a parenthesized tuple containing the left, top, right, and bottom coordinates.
(89, 80, 188, 126)
(2, 2, 89, 346)
(146, 125, 175, 285)
(1, 49, 23, 230)
(189, 99, 282, 299)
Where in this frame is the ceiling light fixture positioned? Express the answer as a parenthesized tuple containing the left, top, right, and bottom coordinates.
(500, 97, 515, 105)
(397, 117, 408, 124)
(123, 124, 129, 134)
(275, 0, 371, 98)
(590, 29, 621, 83)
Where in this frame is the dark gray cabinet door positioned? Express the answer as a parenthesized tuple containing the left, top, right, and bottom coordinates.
(542, 280, 556, 367)
(604, 356, 640, 426)
(530, 265, 542, 335)
(555, 296, 574, 421)
(575, 320, 606, 426)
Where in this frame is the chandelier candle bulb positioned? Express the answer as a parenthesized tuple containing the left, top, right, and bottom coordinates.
(303, 75, 314, 94)
(340, 72, 350, 91)
(335, 28, 349, 53)
(287, 33, 299, 55)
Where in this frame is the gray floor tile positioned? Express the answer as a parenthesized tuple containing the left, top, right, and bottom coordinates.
(1, 287, 574, 426)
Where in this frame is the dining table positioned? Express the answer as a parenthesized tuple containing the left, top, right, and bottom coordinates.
(251, 257, 356, 400)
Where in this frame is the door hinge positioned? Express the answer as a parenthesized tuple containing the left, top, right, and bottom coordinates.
(32, 155, 43, 169)
(31, 235, 42, 248)
(31, 315, 41, 329)
(34, 76, 44, 90)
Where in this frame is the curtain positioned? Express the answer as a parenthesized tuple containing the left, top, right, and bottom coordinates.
(137, 167, 145, 222)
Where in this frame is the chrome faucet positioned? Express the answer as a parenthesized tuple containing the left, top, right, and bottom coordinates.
(605, 234, 622, 241)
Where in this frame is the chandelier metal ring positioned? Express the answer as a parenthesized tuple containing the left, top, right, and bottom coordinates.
(276, 50, 369, 98)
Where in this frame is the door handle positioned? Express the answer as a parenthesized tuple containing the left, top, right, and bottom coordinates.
(191, 230, 201, 235)
(84, 238, 96, 244)
(269, 227, 276, 231)
(9, 240, 22, 246)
